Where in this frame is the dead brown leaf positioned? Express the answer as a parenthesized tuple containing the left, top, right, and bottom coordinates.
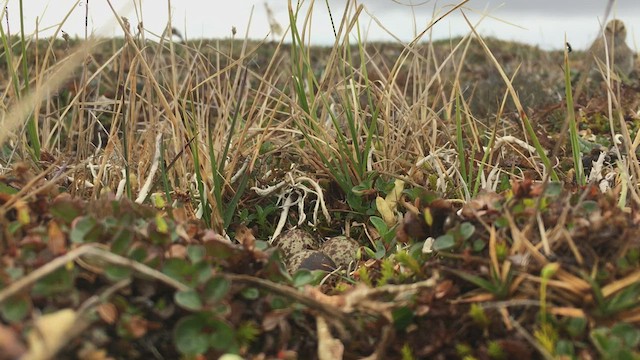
(24, 308, 78, 360)
(47, 220, 66, 255)
(166, 244, 187, 259)
(235, 224, 256, 251)
(97, 303, 118, 325)
(122, 315, 148, 339)
(460, 191, 503, 219)
(0, 324, 26, 360)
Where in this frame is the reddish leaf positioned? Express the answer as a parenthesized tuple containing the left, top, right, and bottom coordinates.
(97, 303, 118, 325)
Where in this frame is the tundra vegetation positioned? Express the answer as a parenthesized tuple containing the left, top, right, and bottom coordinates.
(1, 1, 640, 359)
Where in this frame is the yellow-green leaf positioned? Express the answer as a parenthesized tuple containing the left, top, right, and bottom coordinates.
(376, 196, 395, 227)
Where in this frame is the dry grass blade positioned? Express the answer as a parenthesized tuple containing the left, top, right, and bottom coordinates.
(4, 0, 640, 358)
(460, 11, 557, 182)
(0, 42, 96, 148)
(317, 315, 344, 360)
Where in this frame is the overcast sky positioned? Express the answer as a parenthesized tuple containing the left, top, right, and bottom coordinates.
(5, 0, 640, 51)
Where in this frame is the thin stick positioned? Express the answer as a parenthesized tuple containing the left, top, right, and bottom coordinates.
(0, 245, 189, 304)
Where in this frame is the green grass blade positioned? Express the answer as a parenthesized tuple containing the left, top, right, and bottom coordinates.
(19, 0, 39, 159)
(159, 136, 173, 204)
(455, 91, 468, 189)
(563, 44, 584, 185)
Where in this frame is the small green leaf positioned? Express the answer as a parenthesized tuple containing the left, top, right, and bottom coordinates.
(581, 200, 599, 214)
(128, 247, 148, 262)
(209, 319, 236, 351)
(50, 197, 83, 223)
(612, 322, 640, 347)
(111, 228, 133, 254)
(175, 290, 203, 311)
(564, 317, 587, 338)
(0, 182, 18, 195)
(187, 245, 206, 263)
(150, 193, 166, 208)
(369, 216, 388, 234)
(8, 222, 21, 235)
(433, 234, 455, 251)
(155, 214, 169, 234)
(270, 296, 288, 310)
(204, 277, 231, 304)
(472, 239, 486, 252)
(0, 295, 31, 323)
(541, 263, 560, 280)
(254, 240, 269, 251)
(211, 302, 231, 317)
(292, 269, 315, 287)
(241, 287, 259, 300)
(449, 269, 499, 295)
(544, 181, 563, 196)
(174, 315, 209, 355)
(555, 339, 576, 356)
(364, 247, 377, 259)
(104, 265, 132, 281)
(424, 208, 433, 226)
(193, 261, 213, 284)
(459, 222, 475, 241)
(352, 179, 374, 195)
(70, 216, 98, 243)
(162, 258, 192, 282)
(31, 267, 75, 296)
(373, 240, 386, 260)
(495, 216, 508, 228)
(259, 141, 274, 154)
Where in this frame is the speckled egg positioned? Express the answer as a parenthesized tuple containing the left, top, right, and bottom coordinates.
(287, 249, 337, 273)
(319, 236, 360, 268)
(272, 229, 319, 257)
